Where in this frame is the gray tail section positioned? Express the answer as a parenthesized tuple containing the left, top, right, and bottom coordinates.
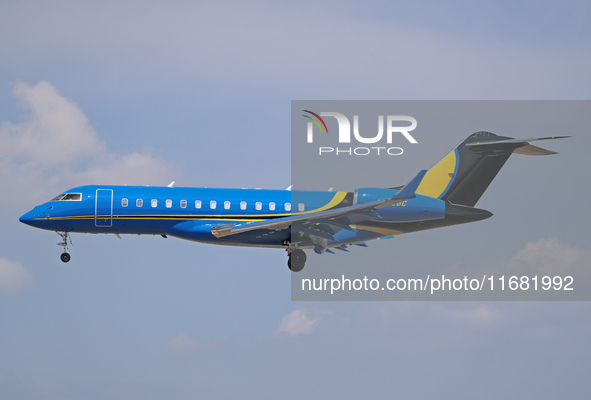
(415, 131, 568, 207)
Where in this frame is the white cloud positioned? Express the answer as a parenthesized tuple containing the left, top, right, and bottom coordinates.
(440, 238, 590, 284)
(0, 81, 177, 209)
(1, 81, 104, 165)
(0, 257, 31, 295)
(510, 238, 586, 274)
(275, 308, 319, 337)
(162, 332, 209, 356)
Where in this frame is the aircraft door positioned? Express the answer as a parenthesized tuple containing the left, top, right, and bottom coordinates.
(95, 189, 113, 227)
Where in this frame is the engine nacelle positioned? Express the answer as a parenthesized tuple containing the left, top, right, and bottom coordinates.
(354, 188, 399, 204)
(355, 188, 445, 222)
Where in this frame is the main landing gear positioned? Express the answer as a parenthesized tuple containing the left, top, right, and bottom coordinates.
(287, 249, 306, 272)
(57, 231, 71, 263)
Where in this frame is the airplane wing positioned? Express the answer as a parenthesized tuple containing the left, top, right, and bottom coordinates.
(211, 170, 427, 239)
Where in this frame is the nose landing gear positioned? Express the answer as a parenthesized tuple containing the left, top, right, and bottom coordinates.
(57, 231, 71, 263)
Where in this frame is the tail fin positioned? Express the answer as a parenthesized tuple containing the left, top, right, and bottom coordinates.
(415, 131, 569, 207)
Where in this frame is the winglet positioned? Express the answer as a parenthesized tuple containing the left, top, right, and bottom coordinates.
(394, 170, 427, 199)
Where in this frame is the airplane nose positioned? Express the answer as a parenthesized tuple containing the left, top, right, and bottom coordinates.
(19, 210, 35, 226)
(19, 208, 46, 228)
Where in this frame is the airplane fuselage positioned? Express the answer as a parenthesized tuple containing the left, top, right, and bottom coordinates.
(20, 185, 461, 249)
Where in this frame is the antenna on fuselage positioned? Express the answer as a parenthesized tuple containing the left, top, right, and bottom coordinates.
(286, 185, 292, 191)
(168, 181, 175, 188)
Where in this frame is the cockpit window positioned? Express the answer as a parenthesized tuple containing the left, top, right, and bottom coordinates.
(62, 193, 82, 201)
(50, 193, 82, 201)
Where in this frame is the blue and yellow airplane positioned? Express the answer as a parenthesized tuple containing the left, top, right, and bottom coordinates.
(19, 132, 567, 271)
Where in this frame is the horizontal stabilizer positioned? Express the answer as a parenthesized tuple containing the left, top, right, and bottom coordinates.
(466, 135, 570, 154)
(513, 144, 557, 156)
(467, 135, 570, 146)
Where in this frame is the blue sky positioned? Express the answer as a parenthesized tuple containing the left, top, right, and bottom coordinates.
(1, 1, 590, 398)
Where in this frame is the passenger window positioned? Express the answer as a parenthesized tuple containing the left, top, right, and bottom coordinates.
(269, 202, 276, 211)
(180, 200, 187, 208)
(223, 201, 230, 210)
(255, 202, 262, 210)
(136, 199, 143, 207)
(284, 203, 291, 211)
(240, 201, 247, 210)
(122, 198, 128, 207)
(166, 199, 172, 208)
(195, 200, 202, 209)
(151, 199, 157, 208)
(298, 203, 305, 212)
(210, 200, 217, 209)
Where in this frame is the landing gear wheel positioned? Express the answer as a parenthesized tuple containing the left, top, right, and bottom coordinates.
(57, 231, 72, 263)
(288, 249, 306, 272)
(60, 252, 71, 263)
